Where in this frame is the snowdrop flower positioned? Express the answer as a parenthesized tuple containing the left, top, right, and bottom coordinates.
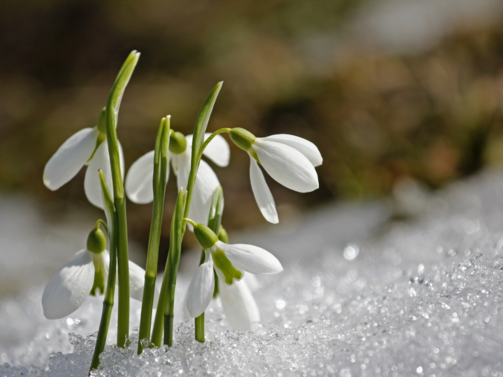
(184, 221, 282, 323)
(125, 131, 230, 225)
(42, 226, 148, 320)
(43, 107, 124, 209)
(229, 128, 322, 224)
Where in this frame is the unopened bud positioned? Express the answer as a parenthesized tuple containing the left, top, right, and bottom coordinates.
(229, 128, 256, 152)
(87, 226, 107, 254)
(169, 131, 187, 154)
(193, 223, 219, 250)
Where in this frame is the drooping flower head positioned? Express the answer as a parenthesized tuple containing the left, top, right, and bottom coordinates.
(185, 220, 282, 321)
(42, 224, 148, 320)
(43, 107, 124, 209)
(125, 130, 230, 226)
(229, 128, 322, 224)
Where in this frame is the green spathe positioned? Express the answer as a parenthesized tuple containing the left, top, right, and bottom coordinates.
(169, 131, 187, 154)
(193, 223, 219, 250)
(229, 128, 256, 152)
(87, 226, 107, 254)
(97, 107, 107, 134)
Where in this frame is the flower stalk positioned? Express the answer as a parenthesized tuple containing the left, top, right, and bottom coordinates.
(137, 117, 170, 354)
(195, 186, 224, 342)
(105, 50, 140, 347)
(90, 170, 117, 372)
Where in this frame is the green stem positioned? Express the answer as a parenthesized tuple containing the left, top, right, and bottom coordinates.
(90, 171, 117, 373)
(151, 190, 186, 347)
(105, 51, 140, 347)
(196, 128, 231, 162)
(137, 118, 170, 354)
(194, 186, 224, 343)
(153, 83, 223, 346)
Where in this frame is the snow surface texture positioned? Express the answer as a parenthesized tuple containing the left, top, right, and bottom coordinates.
(2, 170, 503, 376)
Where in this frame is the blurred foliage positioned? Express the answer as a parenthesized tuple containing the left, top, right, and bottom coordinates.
(1, 0, 503, 252)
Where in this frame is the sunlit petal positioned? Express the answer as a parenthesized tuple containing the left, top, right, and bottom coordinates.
(125, 150, 155, 204)
(85, 142, 125, 209)
(253, 139, 319, 193)
(243, 272, 260, 292)
(263, 134, 322, 167)
(249, 158, 278, 224)
(42, 250, 94, 319)
(189, 160, 221, 226)
(219, 273, 260, 331)
(186, 259, 215, 318)
(43, 127, 99, 190)
(217, 241, 283, 275)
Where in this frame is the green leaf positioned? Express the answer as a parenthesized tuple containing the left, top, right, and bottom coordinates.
(108, 51, 140, 116)
(190, 82, 223, 166)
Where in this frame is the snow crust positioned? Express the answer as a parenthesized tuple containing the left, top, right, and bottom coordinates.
(2, 170, 503, 376)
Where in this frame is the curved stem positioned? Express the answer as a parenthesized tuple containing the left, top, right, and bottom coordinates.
(196, 128, 231, 162)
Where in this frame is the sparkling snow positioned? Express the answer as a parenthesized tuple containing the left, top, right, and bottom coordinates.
(2, 170, 503, 376)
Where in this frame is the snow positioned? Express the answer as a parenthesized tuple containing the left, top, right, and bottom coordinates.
(2, 170, 503, 376)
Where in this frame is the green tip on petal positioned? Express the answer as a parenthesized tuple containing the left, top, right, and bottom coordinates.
(193, 223, 219, 250)
(229, 128, 256, 152)
(212, 248, 242, 285)
(90, 253, 106, 296)
(87, 226, 107, 254)
(169, 131, 187, 154)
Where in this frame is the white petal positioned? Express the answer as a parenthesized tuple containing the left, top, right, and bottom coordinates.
(219, 276, 260, 331)
(186, 133, 230, 167)
(42, 250, 95, 319)
(43, 127, 99, 190)
(243, 272, 260, 292)
(253, 140, 319, 193)
(249, 158, 278, 224)
(202, 134, 230, 167)
(217, 241, 283, 275)
(189, 160, 221, 226)
(172, 151, 190, 184)
(84, 141, 125, 209)
(263, 134, 322, 167)
(174, 149, 221, 227)
(125, 150, 155, 204)
(186, 260, 215, 318)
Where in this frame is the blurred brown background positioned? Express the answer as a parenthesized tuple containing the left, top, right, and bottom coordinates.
(2, 0, 503, 254)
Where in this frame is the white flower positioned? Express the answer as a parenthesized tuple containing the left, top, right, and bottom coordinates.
(218, 272, 260, 331)
(43, 125, 124, 209)
(125, 133, 230, 225)
(186, 240, 282, 320)
(248, 134, 322, 224)
(42, 249, 149, 320)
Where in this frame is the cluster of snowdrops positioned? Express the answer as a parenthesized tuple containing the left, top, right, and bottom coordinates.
(40, 51, 322, 372)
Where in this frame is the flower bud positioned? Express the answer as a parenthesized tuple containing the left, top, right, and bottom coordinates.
(97, 107, 107, 134)
(87, 227, 107, 254)
(169, 131, 187, 154)
(229, 128, 256, 152)
(193, 223, 219, 250)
